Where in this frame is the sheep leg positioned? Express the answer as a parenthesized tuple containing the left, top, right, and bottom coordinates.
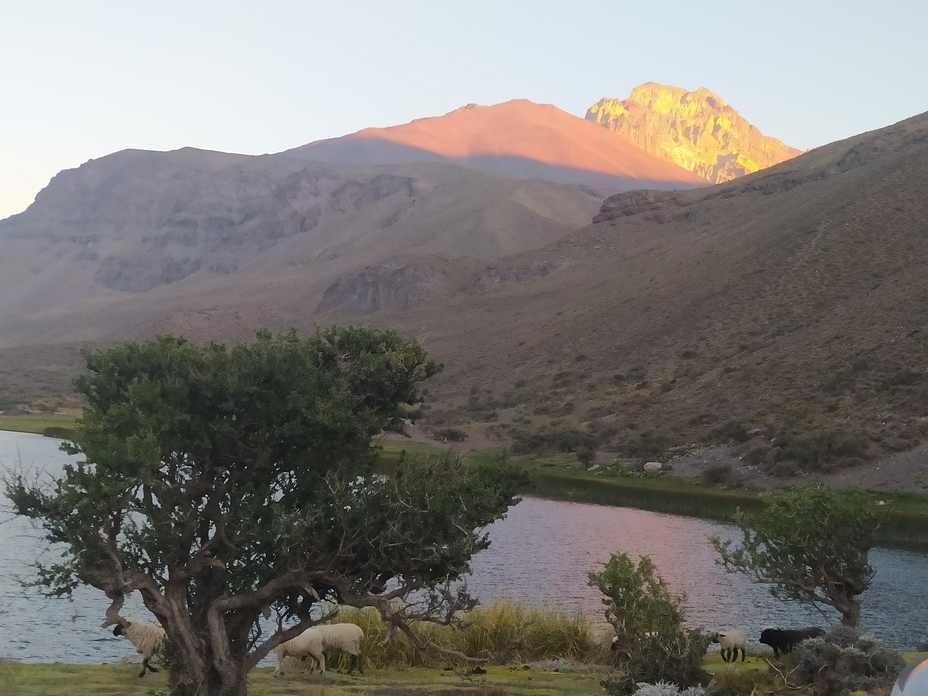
(347, 651, 363, 675)
(739, 647, 745, 662)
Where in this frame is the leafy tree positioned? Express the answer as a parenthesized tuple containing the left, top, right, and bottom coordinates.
(4, 328, 529, 696)
(709, 483, 888, 627)
(589, 553, 709, 695)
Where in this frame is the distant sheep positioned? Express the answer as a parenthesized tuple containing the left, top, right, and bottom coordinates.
(759, 627, 825, 658)
(112, 619, 167, 678)
(710, 630, 746, 662)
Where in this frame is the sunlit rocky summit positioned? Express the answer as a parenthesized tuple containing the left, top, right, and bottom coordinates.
(586, 82, 802, 183)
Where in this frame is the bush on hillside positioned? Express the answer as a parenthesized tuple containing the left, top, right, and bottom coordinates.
(434, 427, 467, 442)
(511, 425, 596, 455)
(764, 428, 869, 475)
(701, 463, 734, 487)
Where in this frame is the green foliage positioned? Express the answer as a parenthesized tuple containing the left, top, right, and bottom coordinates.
(3, 327, 531, 695)
(710, 483, 888, 626)
(589, 554, 710, 695)
(765, 428, 869, 474)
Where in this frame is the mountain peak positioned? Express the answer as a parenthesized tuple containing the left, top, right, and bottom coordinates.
(587, 83, 799, 183)
(282, 99, 705, 192)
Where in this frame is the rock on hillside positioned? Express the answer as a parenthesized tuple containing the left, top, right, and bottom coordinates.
(586, 82, 801, 183)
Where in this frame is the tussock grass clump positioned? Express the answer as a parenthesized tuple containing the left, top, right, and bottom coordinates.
(315, 601, 601, 671)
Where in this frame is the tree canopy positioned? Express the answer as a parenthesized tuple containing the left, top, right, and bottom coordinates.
(709, 483, 888, 627)
(5, 327, 529, 696)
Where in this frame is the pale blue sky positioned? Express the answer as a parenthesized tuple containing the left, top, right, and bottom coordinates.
(1, 1, 926, 220)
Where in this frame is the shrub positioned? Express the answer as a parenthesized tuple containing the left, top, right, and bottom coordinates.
(765, 428, 869, 474)
(590, 554, 710, 695)
(576, 446, 596, 469)
(511, 425, 596, 455)
(617, 430, 672, 460)
(42, 426, 74, 439)
(701, 464, 734, 487)
(793, 626, 904, 695)
(707, 420, 750, 443)
(434, 428, 467, 442)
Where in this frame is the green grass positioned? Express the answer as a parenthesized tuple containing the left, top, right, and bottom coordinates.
(0, 661, 605, 696)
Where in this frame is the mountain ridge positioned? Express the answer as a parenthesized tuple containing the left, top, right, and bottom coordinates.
(281, 98, 706, 191)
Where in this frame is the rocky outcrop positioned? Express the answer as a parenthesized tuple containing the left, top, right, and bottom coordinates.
(586, 82, 801, 183)
(316, 263, 446, 314)
(466, 261, 565, 293)
(592, 189, 685, 223)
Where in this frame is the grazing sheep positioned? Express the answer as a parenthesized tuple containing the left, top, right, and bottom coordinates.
(274, 627, 326, 676)
(315, 623, 365, 674)
(112, 619, 167, 678)
(710, 630, 746, 663)
(759, 627, 825, 658)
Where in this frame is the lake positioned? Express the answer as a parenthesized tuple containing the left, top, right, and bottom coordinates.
(1, 430, 925, 664)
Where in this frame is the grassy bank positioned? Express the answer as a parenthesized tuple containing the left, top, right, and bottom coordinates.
(3, 653, 923, 696)
(0, 413, 76, 437)
(0, 662, 606, 696)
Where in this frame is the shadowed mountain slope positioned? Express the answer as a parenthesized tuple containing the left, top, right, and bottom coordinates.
(281, 100, 706, 192)
(0, 148, 601, 347)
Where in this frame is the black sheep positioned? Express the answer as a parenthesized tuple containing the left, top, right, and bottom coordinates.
(759, 627, 825, 657)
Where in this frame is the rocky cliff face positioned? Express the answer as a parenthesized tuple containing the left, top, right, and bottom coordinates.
(586, 82, 801, 183)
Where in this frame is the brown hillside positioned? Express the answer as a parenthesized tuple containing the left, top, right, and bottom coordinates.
(0, 150, 601, 348)
(587, 82, 802, 183)
(374, 111, 928, 475)
(282, 100, 706, 191)
(1, 111, 927, 486)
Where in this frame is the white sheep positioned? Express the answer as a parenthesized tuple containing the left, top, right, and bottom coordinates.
(274, 627, 326, 676)
(314, 623, 365, 674)
(112, 619, 167, 677)
(710, 629, 746, 663)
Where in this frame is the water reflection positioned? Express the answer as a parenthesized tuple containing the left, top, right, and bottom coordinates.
(468, 497, 928, 650)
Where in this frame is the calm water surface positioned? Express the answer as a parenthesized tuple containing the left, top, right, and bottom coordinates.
(1, 431, 925, 664)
